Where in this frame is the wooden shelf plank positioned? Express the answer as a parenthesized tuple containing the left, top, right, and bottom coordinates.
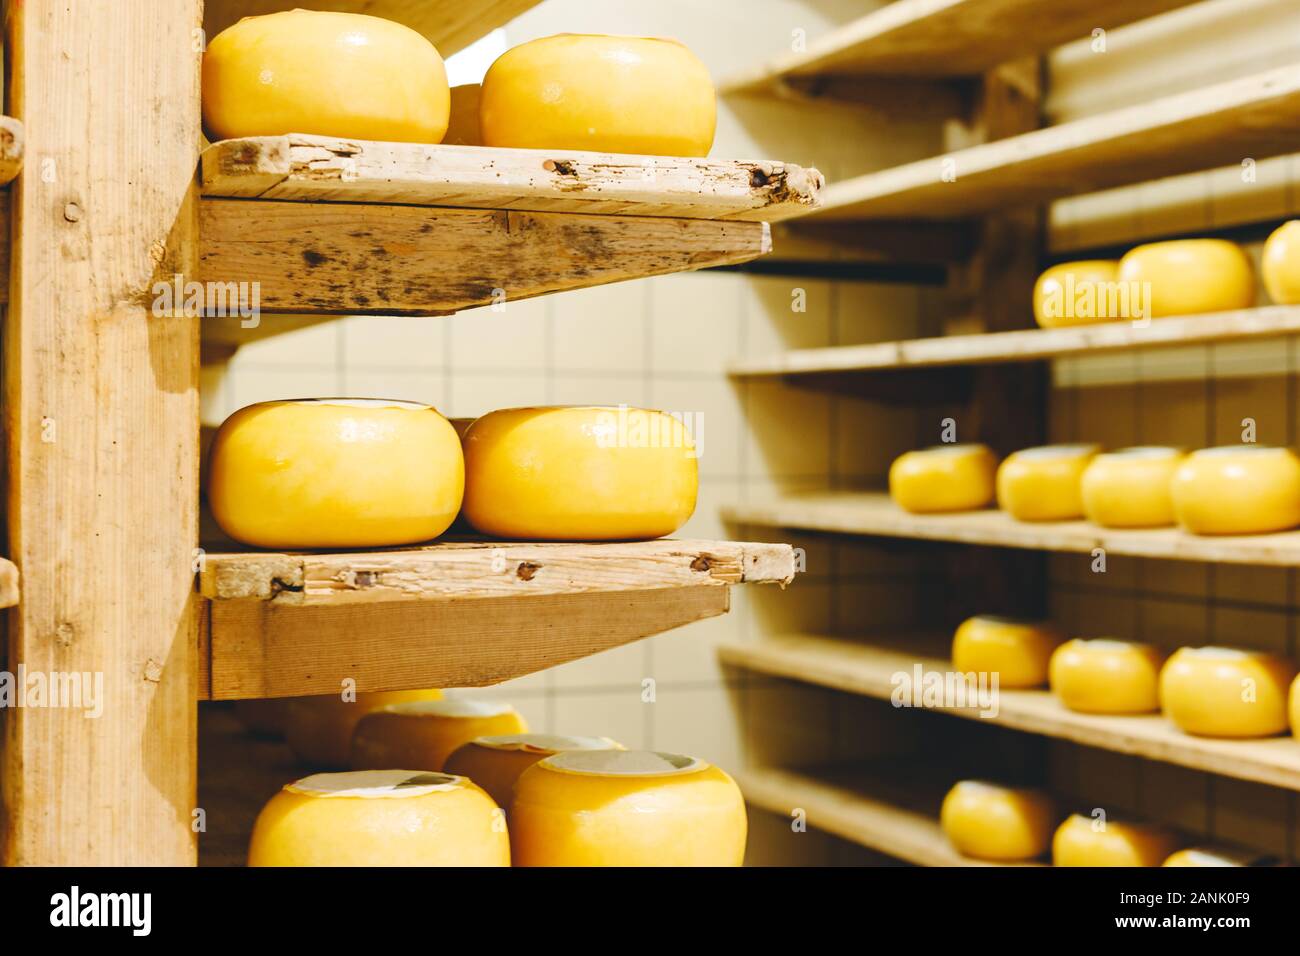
(721, 634, 1300, 792)
(729, 306, 1300, 377)
(724, 491, 1300, 567)
(722, 0, 1194, 91)
(0, 117, 23, 186)
(0, 558, 19, 608)
(780, 65, 1300, 222)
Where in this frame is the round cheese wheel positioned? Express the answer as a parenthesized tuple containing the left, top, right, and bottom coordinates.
(480, 34, 716, 156)
(1049, 638, 1164, 714)
(1033, 260, 1123, 328)
(248, 770, 508, 866)
(1262, 220, 1300, 304)
(443, 733, 623, 810)
(462, 406, 698, 540)
(951, 615, 1063, 688)
(207, 398, 463, 549)
(1291, 672, 1300, 740)
(443, 84, 483, 146)
(511, 750, 746, 866)
(996, 444, 1099, 522)
(351, 698, 529, 772)
(1117, 239, 1255, 318)
(888, 444, 998, 514)
(1159, 646, 1296, 738)
(1171, 446, 1300, 535)
(284, 688, 444, 769)
(939, 780, 1056, 861)
(202, 10, 450, 143)
(1053, 813, 1182, 867)
(1081, 446, 1186, 528)
(1163, 846, 1270, 867)
(233, 699, 294, 738)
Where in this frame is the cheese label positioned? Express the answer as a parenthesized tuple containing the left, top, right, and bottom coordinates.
(472, 733, 620, 754)
(541, 749, 705, 777)
(286, 770, 463, 799)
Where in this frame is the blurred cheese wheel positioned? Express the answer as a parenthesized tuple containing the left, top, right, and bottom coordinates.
(1033, 260, 1122, 327)
(1171, 446, 1300, 535)
(511, 750, 746, 866)
(248, 770, 508, 866)
(480, 34, 716, 156)
(996, 444, 1099, 521)
(1081, 446, 1185, 528)
(202, 10, 450, 143)
(351, 698, 528, 772)
(463, 406, 698, 540)
(1118, 239, 1255, 318)
(939, 780, 1056, 861)
(1292, 672, 1300, 740)
(285, 688, 444, 769)
(1159, 646, 1296, 738)
(888, 444, 998, 513)
(207, 398, 464, 549)
(1164, 846, 1271, 867)
(443, 84, 483, 145)
(233, 699, 294, 738)
(1050, 639, 1164, 714)
(443, 733, 623, 810)
(1263, 220, 1300, 304)
(951, 615, 1062, 688)
(1053, 813, 1182, 867)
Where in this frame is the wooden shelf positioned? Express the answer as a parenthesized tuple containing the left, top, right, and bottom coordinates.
(739, 764, 1045, 866)
(197, 539, 795, 700)
(774, 65, 1300, 222)
(721, 634, 1300, 792)
(724, 491, 1300, 567)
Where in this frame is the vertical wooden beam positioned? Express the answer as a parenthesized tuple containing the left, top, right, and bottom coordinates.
(2, 1, 202, 864)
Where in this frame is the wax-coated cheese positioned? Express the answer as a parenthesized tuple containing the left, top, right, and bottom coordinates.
(511, 750, 746, 866)
(1118, 239, 1255, 317)
(202, 10, 450, 143)
(1171, 446, 1300, 535)
(1159, 646, 1296, 738)
(462, 406, 698, 540)
(1053, 813, 1182, 867)
(1033, 260, 1123, 328)
(1081, 447, 1185, 528)
(1163, 846, 1270, 867)
(1050, 639, 1164, 714)
(248, 770, 509, 866)
(351, 698, 529, 772)
(233, 699, 294, 739)
(888, 444, 998, 514)
(951, 615, 1062, 688)
(996, 444, 1099, 521)
(1262, 220, 1300, 305)
(939, 780, 1056, 861)
(443, 733, 623, 810)
(480, 35, 716, 156)
(285, 688, 445, 769)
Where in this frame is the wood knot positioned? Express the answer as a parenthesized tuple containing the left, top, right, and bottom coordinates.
(516, 561, 541, 581)
(143, 658, 164, 683)
(690, 556, 713, 573)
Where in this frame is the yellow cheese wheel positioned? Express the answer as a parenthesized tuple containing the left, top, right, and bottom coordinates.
(1171, 445, 1300, 535)
(1159, 646, 1296, 738)
(1117, 239, 1255, 318)
(1163, 846, 1270, 867)
(888, 444, 998, 514)
(1292, 672, 1300, 740)
(939, 780, 1056, 861)
(248, 770, 508, 866)
(202, 10, 450, 143)
(443, 733, 623, 810)
(444, 84, 483, 146)
(1033, 260, 1123, 328)
(1081, 446, 1186, 528)
(284, 688, 444, 769)
(480, 34, 716, 156)
(1049, 638, 1164, 714)
(351, 698, 529, 772)
(1053, 813, 1182, 867)
(463, 406, 698, 540)
(996, 444, 1099, 521)
(207, 398, 464, 549)
(951, 615, 1062, 688)
(511, 750, 746, 866)
(233, 699, 294, 738)
(1263, 220, 1300, 304)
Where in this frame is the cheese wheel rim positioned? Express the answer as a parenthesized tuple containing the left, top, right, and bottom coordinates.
(1049, 638, 1164, 714)
(1171, 445, 1300, 535)
(951, 615, 1062, 688)
(939, 780, 1056, 861)
(1159, 646, 1297, 738)
(888, 444, 998, 514)
(1080, 446, 1186, 528)
(996, 444, 1099, 522)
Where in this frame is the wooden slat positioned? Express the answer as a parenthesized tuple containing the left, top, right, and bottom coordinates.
(730, 306, 1300, 377)
(202, 0, 540, 57)
(203, 587, 730, 700)
(201, 135, 823, 221)
(0, 117, 24, 186)
(0, 558, 18, 608)
(198, 199, 772, 315)
(0, 191, 10, 307)
(788, 65, 1300, 222)
(721, 634, 1300, 792)
(200, 539, 796, 605)
(724, 491, 1300, 567)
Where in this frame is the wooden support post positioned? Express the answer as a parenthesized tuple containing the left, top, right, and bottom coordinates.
(2, 1, 203, 865)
